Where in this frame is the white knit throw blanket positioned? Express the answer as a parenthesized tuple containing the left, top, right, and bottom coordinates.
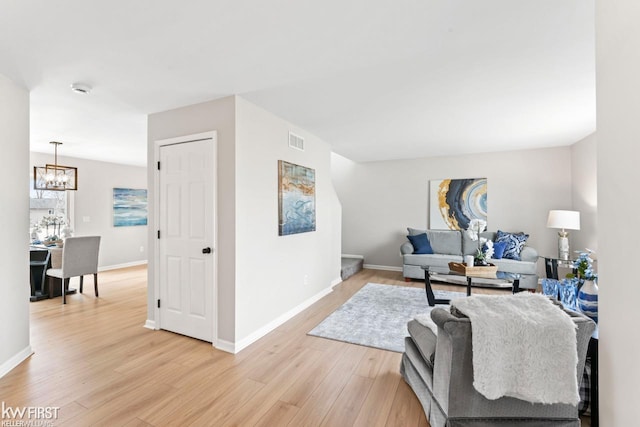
(452, 293, 580, 405)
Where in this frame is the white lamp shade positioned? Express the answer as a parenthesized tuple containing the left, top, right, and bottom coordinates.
(547, 210, 581, 230)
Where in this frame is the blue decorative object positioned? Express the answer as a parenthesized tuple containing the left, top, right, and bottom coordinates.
(558, 279, 578, 311)
(541, 278, 560, 300)
(407, 233, 434, 254)
(577, 280, 598, 323)
(571, 250, 598, 283)
(495, 230, 529, 260)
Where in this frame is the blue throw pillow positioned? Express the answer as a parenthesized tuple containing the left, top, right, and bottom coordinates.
(495, 230, 529, 260)
(492, 241, 508, 259)
(407, 233, 434, 254)
(481, 241, 507, 259)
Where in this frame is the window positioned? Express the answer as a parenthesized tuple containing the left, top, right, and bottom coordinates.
(29, 176, 74, 242)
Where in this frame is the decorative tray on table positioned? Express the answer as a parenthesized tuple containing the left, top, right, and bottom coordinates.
(448, 262, 498, 278)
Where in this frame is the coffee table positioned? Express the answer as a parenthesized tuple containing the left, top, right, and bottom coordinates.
(421, 266, 521, 307)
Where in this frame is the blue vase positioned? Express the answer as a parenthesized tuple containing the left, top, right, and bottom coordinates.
(558, 279, 578, 311)
(541, 279, 560, 300)
(577, 280, 598, 323)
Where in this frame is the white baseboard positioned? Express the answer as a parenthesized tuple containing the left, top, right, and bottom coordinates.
(215, 284, 334, 354)
(363, 264, 402, 272)
(215, 339, 236, 354)
(99, 260, 148, 272)
(331, 277, 343, 287)
(341, 254, 364, 259)
(143, 319, 156, 330)
(0, 345, 33, 379)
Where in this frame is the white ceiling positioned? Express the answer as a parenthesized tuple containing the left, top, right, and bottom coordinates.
(1, 0, 595, 167)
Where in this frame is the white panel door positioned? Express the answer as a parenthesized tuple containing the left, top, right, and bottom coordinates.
(159, 137, 215, 342)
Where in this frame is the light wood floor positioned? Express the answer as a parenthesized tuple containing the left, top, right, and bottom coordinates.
(1, 267, 584, 426)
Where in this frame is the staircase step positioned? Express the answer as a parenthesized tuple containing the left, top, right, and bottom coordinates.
(341, 257, 364, 280)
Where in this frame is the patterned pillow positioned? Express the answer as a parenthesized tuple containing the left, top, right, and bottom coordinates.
(495, 230, 529, 260)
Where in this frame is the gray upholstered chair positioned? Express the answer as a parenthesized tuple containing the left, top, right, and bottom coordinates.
(401, 304, 595, 426)
(46, 236, 101, 304)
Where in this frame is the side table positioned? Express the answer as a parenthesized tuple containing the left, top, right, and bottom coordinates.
(541, 256, 576, 279)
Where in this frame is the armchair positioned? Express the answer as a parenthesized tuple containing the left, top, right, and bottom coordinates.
(401, 304, 595, 426)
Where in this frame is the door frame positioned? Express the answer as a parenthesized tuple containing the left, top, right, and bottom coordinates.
(153, 131, 218, 346)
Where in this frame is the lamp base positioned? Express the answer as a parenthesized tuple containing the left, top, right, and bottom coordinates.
(558, 230, 570, 261)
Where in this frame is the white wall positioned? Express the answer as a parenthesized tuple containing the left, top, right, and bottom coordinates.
(596, 0, 640, 422)
(570, 133, 597, 252)
(0, 73, 31, 377)
(147, 95, 342, 348)
(332, 147, 573, 273)
(30, 152, 148, 269)
(234, 97, 341, 342)
(147, 96, 237, 342)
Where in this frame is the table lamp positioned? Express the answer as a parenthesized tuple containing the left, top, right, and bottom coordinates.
(547, 210, 580, 260)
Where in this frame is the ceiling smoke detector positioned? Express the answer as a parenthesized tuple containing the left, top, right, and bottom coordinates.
(70, 83, 92, 94)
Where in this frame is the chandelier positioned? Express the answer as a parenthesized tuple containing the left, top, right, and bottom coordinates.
(33, 141, 78, 191)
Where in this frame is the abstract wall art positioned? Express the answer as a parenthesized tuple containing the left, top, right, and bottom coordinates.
(429, 178, 487, 230)
(278, 160, 316, 236)
(113, 188, 148, 227)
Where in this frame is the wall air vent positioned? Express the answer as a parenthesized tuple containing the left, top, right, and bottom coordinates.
(288, 132, 304, 151)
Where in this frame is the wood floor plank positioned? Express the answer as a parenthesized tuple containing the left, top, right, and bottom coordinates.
(320, 374, 374, 427)
(122, 417, 155, 427)
(286, 344, 369, 426)
(385, 379, 425, 427)
(185, 378, 265, 426)
(220, 347, 324, 426)
(277, 340, 348, 408)
(253, 401, 300, 427)
(353, 351, 403, 427)
(355, 346, 392, 379)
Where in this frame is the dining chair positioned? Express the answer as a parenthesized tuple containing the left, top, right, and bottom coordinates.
(46, 236, 101, 304)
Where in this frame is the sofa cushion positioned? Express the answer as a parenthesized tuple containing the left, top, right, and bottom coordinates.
(408, 228, 462, 256)
(490, 258, 537, 275)
(407, 233, 434, 254)
(408, 319, 437, 366)
(495, 230, 529, 260)
(407, 227, 427, 236)
(428, 230, 461, 255)
(403, 253, 462, 269)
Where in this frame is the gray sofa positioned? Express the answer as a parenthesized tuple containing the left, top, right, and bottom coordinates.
(401, 228, 539, 290)
(400, 305, 595, 426)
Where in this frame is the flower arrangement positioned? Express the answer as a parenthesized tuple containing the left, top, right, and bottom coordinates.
(567, 249, 597, 283)
(39, 214, 66, 241)
(465, 219, 490, 265)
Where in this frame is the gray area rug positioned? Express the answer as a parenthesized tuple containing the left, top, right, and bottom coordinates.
(308, 283, 465, 353)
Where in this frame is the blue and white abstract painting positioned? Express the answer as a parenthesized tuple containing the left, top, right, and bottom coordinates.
(113, 188, 148, 227)
(278, 160, 316, 236)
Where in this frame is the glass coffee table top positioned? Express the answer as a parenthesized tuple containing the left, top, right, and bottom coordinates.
(424, 267, 520, 288)
(421, 266, 522, 306)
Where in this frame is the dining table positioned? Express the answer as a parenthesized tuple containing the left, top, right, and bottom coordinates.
(29, 244, 74, 301)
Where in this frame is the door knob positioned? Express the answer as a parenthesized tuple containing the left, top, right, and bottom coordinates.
(202, 247, 212, 254)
